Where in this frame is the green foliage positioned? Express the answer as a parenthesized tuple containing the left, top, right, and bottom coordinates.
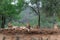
(0, 0, 24, 19)
(42, 0, 60, 16)
(0, 0, 24, 28)
(39, 0, 60, 28)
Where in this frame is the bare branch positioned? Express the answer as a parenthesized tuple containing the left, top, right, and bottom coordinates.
(30, 6, 39, 15)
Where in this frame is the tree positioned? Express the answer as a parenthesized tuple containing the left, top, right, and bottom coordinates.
(42, 0, 60, 24)
(25, 0, 41, 27)
(0, 0, 24, 28)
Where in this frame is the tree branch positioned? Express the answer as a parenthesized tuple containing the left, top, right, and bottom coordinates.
(30, 6, 39, 15)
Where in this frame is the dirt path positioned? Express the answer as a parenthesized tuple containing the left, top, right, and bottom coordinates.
(0, 34, 60, 40)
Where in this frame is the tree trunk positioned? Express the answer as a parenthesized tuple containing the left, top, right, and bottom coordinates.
(37, 5, 40, 27)
(36, 1, 40, 27)
(38, 14, 40, 27)
(1, 15, 6, 28)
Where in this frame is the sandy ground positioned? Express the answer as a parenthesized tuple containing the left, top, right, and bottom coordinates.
(0, 34, 60, 40)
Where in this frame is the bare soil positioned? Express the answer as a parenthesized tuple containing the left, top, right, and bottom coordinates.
(0, 29, 60, 40)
